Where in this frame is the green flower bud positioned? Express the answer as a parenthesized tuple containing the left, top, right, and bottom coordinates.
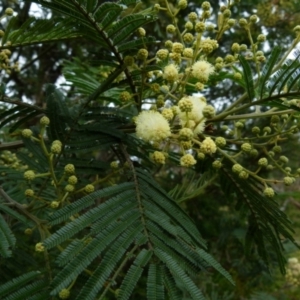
(284, 177, 294, 186)
(257, 34, 266, 42)
(264, 187, 275, 198)
(84, 184, 95, 193)
(22, 129, 33, 138)
(241, 143, 252, 152)
(65, 184, 75, 192)
(215, 137, 226, 147)
(24, 170, 35, 181)
(273, 145, 282, 153)
(68, 175, 78, 185)
(59, 289, 70, 299)
(166, 24, 176, 34)
(202, 105, 215, 118)
(232, 163, 243, 173)
(263, 126, 271, 134)
(40, 116, 50, 125)
(64, 164, 75, 174)
(25, 189, 34, 197)
(239, 170, 249, 179)
(212, 160, 222, 169)
(258, 158, 268, 167)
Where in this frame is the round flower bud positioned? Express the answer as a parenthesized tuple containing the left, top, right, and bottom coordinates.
(119, 91, 132, 102)
(124, 56, 134, 66)
(273, 145, 282, 153)
(178, 97, 193, 112)
(263, 126, 272, 134)
(137, 27, 146, 37)
(25, 189, 34, 197)
(59, 289, 70, 299)
(232, 164, 243, 173)
(201, 1, 211, 10)
(68, 175, 78, 185)
(156, 98, 165, 108)
(250, 15, 258, 23)
(51, 143, 62, 154)
(22, 129, 33, 138)
(64, 164, 75, 174)
(268, 151, 275, 157)
(181, 141, 192, 150)
(233, 72, 242, 80)
(231, 43, 240, 53)
(235, 121, 244, 129)
(202, 105, 215, 118)
(285, 167, 292, 173)
(65, 184, 75, 192)
(252, 126, 260, 134)
(227, 18, 236, 27)
(166, 24, 176, 34)
(215, 137, 226, 147)
(250, 149, 258, 157)
(156, 49, 169, 60)
(266, 164, 274, 171)
(183, 33, 194, 44)
(239, 18, 248, 27)
(240, 44, 247, 51)
(212, 160, 222, 169)
(225, 54, 235, 63)
(35, 242, 45, 252)
(152, 151, 166, 164)
(153, 3, 160, 11)
(241, 143, 252, 153)
(5, 8, 14, 16)
(258, 158, 268, 167)
(284, 177, 294, 186)
(137, 49, 148, 60)
(110, 161, 119, 169)
(264, 187, 275, 198)
(257, 34, 266, 42)
(206, 24, 215, 31)
(161, 108, 173, 121)
(178, 0, 188, 9)
(271, 115, 280, 123)
(223, 9, 231, 18)
(195, 82, 204, 90)
(200, 137, 217, 154)
(24, 228, 33, 235)
(183, 48, 193, 58)
(52, 140, 62, 146)
(40, 116, 50, 125)
(239, 170, 249, 179)
(172, 42, 184, 53)
(221, 125, 228, 131)
(84, 184, 95, 193)
(197, 152, 205, 160)
(50, 201, 59, 208)
(180, 154, 197, 167)
(195, 21, 206, 33)
(185, 21, 193, 31)
(188, 12, 198, 22)
(24, 170, 35, 181)
(163, 64, 178, 82)
(279, 156, 289, 163)
(179, 128, 194, 141)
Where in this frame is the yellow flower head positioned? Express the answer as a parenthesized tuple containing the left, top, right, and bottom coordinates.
(135, 111, 171, 143)
(200, 137, 217, 154)
(163, 64, 179, 82)
(191, 60, 215, 82)
(178, 96, 207, 135)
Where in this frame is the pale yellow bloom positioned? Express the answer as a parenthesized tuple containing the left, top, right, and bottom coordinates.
(191, 60, 214, 82)
(135, 111, 171, 143)
(180, 154, 197, 167)
(178, 96, 207, 135)
(200, 137, 217, 154)
(163, 64, 179, 82)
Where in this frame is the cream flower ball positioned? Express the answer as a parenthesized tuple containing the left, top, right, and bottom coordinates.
(163, 63, 179, 82)
(178, 96, 207, 135)
(135, 110, 171, 143)
(191, 60, 214, 82)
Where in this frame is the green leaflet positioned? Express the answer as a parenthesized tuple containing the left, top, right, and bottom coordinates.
(0, 214, 16, 258)
(147, 264, 165, 300)
(118, 249, 153, 300)
(239, 55, 255, 102)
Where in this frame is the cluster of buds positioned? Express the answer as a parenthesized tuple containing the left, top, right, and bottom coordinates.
(285, 257, 300, 286)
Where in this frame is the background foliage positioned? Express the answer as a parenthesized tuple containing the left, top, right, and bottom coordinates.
(0, 0, 300, 299)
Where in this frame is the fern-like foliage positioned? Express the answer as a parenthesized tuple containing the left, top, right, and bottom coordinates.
(38, 166, 233, 300)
